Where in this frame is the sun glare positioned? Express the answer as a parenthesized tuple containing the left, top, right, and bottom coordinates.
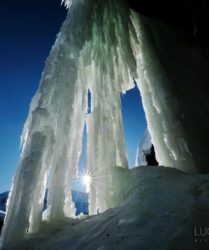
(82, 175, 91, 193)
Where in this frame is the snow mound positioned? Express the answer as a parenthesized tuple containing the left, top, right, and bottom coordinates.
(8, 166, 209, 250)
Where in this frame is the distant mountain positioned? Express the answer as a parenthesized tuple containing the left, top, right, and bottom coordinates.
(0, 192, 9, 234)
(0, 190, 88, 234)
(0, 191, 9, 212)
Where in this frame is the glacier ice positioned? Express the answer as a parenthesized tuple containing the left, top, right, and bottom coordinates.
(1, 0, 209, 248)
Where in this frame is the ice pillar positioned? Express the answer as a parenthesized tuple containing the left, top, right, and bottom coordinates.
(0, 0, 133, 248)
(131, 13, 209, 173)
(0, 0, 94, 248)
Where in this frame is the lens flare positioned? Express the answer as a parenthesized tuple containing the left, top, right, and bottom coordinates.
(82, 175, 91, 193)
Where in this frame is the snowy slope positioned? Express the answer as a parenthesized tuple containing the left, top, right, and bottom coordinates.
(9, 166, 209, 250)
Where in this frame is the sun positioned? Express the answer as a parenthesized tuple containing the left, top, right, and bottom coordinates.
(82, 174, 92, 193)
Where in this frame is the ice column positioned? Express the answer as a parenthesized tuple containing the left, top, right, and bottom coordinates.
(0, 0, 134, 248)
(131, 12, 209, 173)
(82, 1, 140, 214)
(0, 0, 94, 248)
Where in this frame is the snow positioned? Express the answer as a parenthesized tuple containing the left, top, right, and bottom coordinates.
(5, 166, 209, 250)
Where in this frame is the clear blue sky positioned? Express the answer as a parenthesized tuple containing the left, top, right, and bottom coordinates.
(0, 0, 146, 193)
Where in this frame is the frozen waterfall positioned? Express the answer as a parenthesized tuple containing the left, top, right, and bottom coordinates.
(0, 0, 134, 248)
(1, 0, 209, 248)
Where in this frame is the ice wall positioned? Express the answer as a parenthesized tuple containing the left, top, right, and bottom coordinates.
(131, 13, 209, 173)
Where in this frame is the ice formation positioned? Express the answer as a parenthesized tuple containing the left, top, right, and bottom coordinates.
(0, 0, 133, 248)
(132, 15, 209, 173)
(61, 0, 72, 9)
(135, 129, 152, 166)
(1, 0, 209, 248)
(135, 129, 158, 166)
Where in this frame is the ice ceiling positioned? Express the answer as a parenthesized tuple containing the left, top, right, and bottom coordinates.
(1, 0, 209, 248)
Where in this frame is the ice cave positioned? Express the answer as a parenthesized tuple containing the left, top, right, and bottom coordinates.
(1, 0, 209, 249)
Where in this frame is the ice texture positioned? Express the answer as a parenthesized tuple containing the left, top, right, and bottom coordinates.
(135, 129, 152, 166)
(0, 0, 133, 248)
(1, 0, 93, 247)
(1, 0, 209, 248)
(131, 13, 209, 173)
(61, 0, 72, 9)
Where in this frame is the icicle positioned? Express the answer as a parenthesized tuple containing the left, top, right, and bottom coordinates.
(61, 0, 72, 9)
(0, 0, 94, 247)
(130, 12, 199, 172)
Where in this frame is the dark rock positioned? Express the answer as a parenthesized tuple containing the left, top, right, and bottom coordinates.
(145, 144, 159, 166)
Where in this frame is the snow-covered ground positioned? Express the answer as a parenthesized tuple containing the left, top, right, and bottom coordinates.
(7, 166, 209, 250)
